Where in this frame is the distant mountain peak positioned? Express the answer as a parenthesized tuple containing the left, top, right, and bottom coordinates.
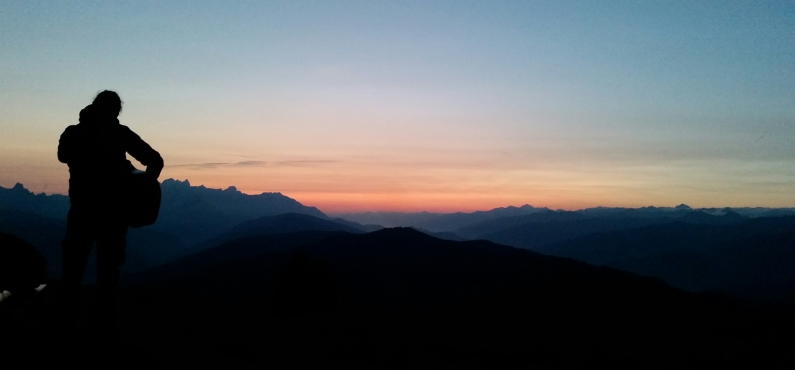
(371, 226, 430, 238)
(161, 178, 191, 187)
(142, 178, 329, 245)
(675, 204, 691, 209)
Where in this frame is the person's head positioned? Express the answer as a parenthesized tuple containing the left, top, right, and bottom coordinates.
(92, 90, 123, 118)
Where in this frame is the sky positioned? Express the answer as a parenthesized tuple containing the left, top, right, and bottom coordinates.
(2, 1, 794, 213)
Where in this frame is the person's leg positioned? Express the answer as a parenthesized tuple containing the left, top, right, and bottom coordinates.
(58, 204, 94, 323)
(94, 219, 127, 335)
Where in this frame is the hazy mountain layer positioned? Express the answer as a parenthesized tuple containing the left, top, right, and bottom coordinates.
(461, 210, 749, 250)
(0, 180, 327, 246)
(0, 183, 70, 220)
(334, 204, 794, 233)
(539, 216, 795, 303)
(195, 213, 366, 252)
(332, 204, 546, 231)
(0, 210, 188, 280)
(151, 179, 327, 245)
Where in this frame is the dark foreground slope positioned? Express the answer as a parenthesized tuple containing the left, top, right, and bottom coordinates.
(120, 228, 795, 368)
(5, 228, 794, 368)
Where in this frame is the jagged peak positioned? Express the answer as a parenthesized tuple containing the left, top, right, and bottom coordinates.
(161, 178, 191, 187)
(3, 183, 32, 195)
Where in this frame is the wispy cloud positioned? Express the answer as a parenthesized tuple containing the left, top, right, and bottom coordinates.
(220, 153, 258, 159)
(275, 160, 339, 167)
(170, 159, 340, 170)
(171, 161, 268, 170)
(232, 160, 268, 167)
(170, 162, 231, 169)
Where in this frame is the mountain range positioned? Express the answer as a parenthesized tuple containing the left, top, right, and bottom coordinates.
(3, 180, 795, 367)
(0, 180, 339, 279)
(3, 180, 794, 304)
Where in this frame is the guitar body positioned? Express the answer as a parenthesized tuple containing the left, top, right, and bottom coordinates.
(127, 169, 162, 228)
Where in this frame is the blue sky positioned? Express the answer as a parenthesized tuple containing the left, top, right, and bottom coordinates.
(2, 1, 793, 211)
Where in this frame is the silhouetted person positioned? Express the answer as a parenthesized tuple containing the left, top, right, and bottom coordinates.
(57, 90, 163, 334)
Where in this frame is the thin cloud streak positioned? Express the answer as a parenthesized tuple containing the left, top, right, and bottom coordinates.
(233, 160, 268, 167)
(170, 162, 231, 169)
(168, 159, 340, 170)
(170, 160, 268, 170)
(274, 160, 339, 167)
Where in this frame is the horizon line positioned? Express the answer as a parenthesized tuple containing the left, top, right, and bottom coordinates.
(3, 180, 794, 215)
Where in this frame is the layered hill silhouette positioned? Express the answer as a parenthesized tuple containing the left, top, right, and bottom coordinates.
(0, 183, 70, 220)
(3, 186, 795, 367)
(339, 204, 794, 234)
(116, 228, 793, 367)
(539, 216, 795, 303)
(0, 181, 341, 280)
(333, 204, 547, 230)
(0, 180, 328, 247)
(336, 206, 795, 304)
(4, 180, 794, 306)
(195, 213, 366, 251)
(0, 181, 336, 273)
(0, 209, 189, 280)
(455, 209, 749, 249)
(149, 179, 328, 245)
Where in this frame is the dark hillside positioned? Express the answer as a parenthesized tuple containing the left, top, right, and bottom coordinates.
(0, 211, 65, 276)
(0, 181, 327, 247)
(454, 209, 583, 239)
(192, 213, 364, 253)
(540, 216, 795, 302)
(334, 204, 547, 231)
(224, 213, 362, 238)
(468, 215, 665, 248)
(459, 209, 749, 250)
(116, 228, 794, 368)
(151, 179, 328, 245)
(414, 204, 549, 231)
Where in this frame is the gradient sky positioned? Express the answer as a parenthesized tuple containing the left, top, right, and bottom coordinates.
(2, 1, 794, 212)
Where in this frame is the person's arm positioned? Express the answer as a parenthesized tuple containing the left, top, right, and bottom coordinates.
(124, 127, 164, 180)
(57, 126, 77, 164)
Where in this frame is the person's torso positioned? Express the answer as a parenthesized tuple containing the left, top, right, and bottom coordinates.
(65, 122, 134, 201)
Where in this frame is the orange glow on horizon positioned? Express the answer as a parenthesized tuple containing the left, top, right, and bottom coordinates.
(2, 147, 794, 214)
